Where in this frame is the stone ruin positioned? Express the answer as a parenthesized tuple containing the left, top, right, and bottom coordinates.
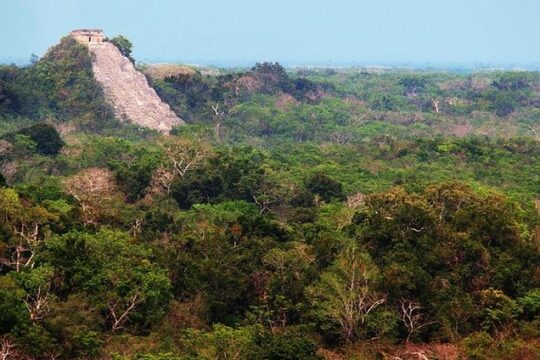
(70, 29, 104, 45)
(69, 29, 183, 132)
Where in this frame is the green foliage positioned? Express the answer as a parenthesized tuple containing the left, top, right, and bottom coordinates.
(45, 294, 105, 358)
(479, 288, 522, 333)
(463, 331, 495, 360)
(1, 58, 540, 358)
(12, 134, 37, 156)
(16, 122, 64, 155)
(26, 37, 108, 120)
(350, 183, 539, 341)
(43, 229, 172, 331)
(111, 149, 160, 202)
(305, 172, 344, 202)
(181, 324, 261, 359)
(518, 289, 540, 320)
(309, 244, 384, 342)
(462, 331, 540, 360)
(109, 35, 134, 62)
(399, 75, 427, 96)
(256, 327, 320, 360)
(0, 36, 112, 130)
(0, 277, 28, 333)
(180, 325, 320, 360)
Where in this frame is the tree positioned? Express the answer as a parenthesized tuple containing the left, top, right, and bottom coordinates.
(305, 172, 344, 203)
(63, 168, 122, 225)
(108, 35, 134, 62)
(0, 336, 16, 360)
(148, 137, 213, 200)
(112, 151, 160, 202)
(160, 137, 212, 178)
(169, 165, 223, 209)
(250, 166, 291, 213)
(29, 53, 39, 65)
(399, 76, 427, 97)
(14, 266, 55, 322)
(215, 146, 267, 202)
(182, 324, 260, 360)
(44, 230, 172, 332)
(258, 243, 315, 330)
(398, 299, 435, 343)
(232, 75, 262, 98)
(44, 294, 104, 359)
(0, 188, 58, 272)
(486, 89, 518, 116)
(22, 36, 109, 121)
(492, 72, 531, 91)
(355, 182, 538, 340)
(309, 244, 386, 341)
(0, 277, 29, 334)
(257, 327, 320, 360)
(11, 134, 37, 157)
(17, 123, 64, 155)
(148, 166, 177, 196)
(250, 62, 289, 95)
(478, 288, 521, 334)
(518, 289, 540, 320)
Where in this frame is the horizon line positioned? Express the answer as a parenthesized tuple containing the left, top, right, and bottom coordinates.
(2, 55, 540, 71)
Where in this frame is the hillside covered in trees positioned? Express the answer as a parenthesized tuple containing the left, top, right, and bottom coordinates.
(0, 37, 539, 359)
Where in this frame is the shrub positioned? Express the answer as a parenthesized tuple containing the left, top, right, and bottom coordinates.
(257, 328, 320, 360)
(305, 172, 344, 202)
(17, 123, 64, 155)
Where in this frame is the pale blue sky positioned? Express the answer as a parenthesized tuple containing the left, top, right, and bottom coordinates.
(1, 0, 539, 66)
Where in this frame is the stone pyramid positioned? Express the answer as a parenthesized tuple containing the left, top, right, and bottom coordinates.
(88, 41, 183, 132)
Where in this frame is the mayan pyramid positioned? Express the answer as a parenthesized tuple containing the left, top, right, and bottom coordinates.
(71, 29, 183, 132)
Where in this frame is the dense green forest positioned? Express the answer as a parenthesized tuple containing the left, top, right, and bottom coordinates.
(0, 37, 539, 359)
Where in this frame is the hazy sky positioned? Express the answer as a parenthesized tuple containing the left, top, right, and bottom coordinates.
(1, 0, 539, 66)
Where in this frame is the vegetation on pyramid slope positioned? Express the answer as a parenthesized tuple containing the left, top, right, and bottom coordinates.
(0, 37, 112, 130)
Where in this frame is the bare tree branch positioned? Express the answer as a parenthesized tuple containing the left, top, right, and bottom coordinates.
(398, 299, 436, 343)
(0, 337, 15, 360)
(108, 292, 142, 332)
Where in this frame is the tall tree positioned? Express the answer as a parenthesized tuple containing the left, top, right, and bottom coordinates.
(309, 244, 386, 341)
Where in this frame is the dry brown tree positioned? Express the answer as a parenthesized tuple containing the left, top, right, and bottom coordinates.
(64, 167, 121, 225)
(148, 137, 213, 197)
